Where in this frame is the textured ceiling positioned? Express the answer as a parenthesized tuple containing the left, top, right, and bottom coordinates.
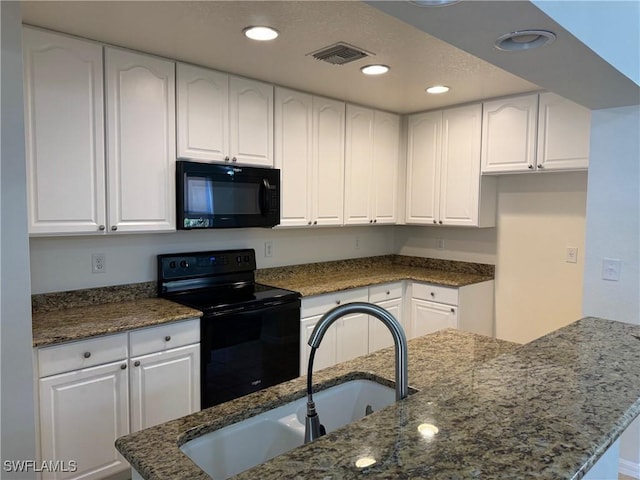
(20, 1, 541, 114)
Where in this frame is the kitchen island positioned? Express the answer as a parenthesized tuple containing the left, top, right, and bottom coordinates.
(116, 317, 640, 480)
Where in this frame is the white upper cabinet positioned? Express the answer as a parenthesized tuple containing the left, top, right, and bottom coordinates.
(537, 92, 591, 171)
(23, 27, 106, 235)
(176, 63, 229, 162)
(105, 47, 176, 233)
(176, 64, 274, 167)
(275, 88, 314, 227)
(344, 105, 374, 225)
(406, 111, 441, 225)
(406, 104, 495, 227)
(313, 96, 346, 226)
(229, 76, 274, 167)
(481, 92, 591, 174)
(372, 112, 400, 224)
(344, 105, 399, 226)
(481, 94, 538, 173)
(275, 88, 344, 227)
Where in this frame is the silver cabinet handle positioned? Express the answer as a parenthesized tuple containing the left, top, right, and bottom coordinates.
(430, 292, 435, 297)
(336, 300, 341, 305)
(373, 219, 377, 223)
(369, 219, 373, 223)
(313, 220, 317, 225)
(308, 221, 312, 225)
(537, 164, 544, 169)
(83, 351, 91, 359)
(528, 164, 534, 169)
(224, 156, 230, 162)
(433, 220, 437, 224)
(134, 360, 141, 367)
(120, 363, 127, 370)
(164, 335, 171, 342)
(232, 157, 237, 162)
(450, 308, 455, 313)
(386, 291, 390, 295)
(98, 225, 106, 231)
(438, 220, 443, 225)
(111, 225, 117, 231)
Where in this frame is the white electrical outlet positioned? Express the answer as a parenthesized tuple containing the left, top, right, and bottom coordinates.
(355, 236, 360, 250)
(566, 247, 578, 263)
(264, 241, 273, 258)
(602, 258, 621, 281)
(92, 253, 106, 274)
(437, 238, 445, 250)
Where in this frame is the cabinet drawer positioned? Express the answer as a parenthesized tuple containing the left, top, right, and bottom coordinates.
(369, 282, 403, 303)
(38, 333, 128, 378)
(411, 283, 459, 305)
(129, 318, 200, 357)
(301, 287, 368, 318)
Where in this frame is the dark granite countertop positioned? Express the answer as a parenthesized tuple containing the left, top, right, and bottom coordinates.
(116, 317, 640, 480)
(32, 298, 202, 347)
(256, 255, 494, 296)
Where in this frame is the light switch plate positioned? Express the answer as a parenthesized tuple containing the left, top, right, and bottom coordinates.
(602, 258, 621, 281)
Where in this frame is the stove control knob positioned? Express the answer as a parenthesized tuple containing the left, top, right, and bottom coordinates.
(169, 261, 176, 269)
(180, 260, 189, 268)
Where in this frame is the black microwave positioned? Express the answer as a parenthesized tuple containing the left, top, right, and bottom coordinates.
(176, 160, 280, 229)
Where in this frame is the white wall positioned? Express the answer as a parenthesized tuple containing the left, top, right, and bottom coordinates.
(582, 105, 640, 477)
(495, 172, 587, 343)
(396, 172, 588, 345)
(1, 1, 37, 476)
(532, 0, 640, 87)
(30, 226, 395, 294)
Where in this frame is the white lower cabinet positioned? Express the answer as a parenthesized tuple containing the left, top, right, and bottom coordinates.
(368, 282, 404, 352)
(129, 343, 200, 432)
(408, 281, 494, 338)
(299, 279, 494, 375)
(38, 360, 129, 480)
(36, 319, 200, 480)
(299, 287, 369, 376)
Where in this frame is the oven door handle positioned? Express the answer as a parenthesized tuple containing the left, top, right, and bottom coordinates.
(259, 179, 272, 216)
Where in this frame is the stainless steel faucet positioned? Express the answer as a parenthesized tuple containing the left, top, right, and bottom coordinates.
(304, 302, 409, 443)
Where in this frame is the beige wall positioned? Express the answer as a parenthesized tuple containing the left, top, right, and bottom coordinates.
(396, 171, 588, 344)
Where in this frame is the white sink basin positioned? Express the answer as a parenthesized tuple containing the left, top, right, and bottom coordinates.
(180, 379, 396, 479)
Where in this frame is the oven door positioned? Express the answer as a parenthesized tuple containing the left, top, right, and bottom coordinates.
(201, 298, 300, 409)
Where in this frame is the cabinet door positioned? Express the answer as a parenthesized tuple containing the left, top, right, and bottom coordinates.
(409, 299, 457, 339)
(23, 27, 106, 235)
(129, 344, 200, 432)
(335, 313, 369, 363)
(481, 94, 538, 173)
(372, 112, 400, 224)
(39, 361, 129, 480)
(275, 88, 313, 227)
(440, 104, 482, 226)
(313, 97, 345, 226)
(300, 315, 337, 376)
(405, 111, 441, 225)
(537, 92, 590, 171)
(344, 105, 374, 225)
(176, 63, 229, 162)
(369, 297, 403, 353)
(229, 76, 273, 167)
(105, 47, 176, 233)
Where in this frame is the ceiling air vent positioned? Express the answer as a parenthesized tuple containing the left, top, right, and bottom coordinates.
(309, 42, 371, 65)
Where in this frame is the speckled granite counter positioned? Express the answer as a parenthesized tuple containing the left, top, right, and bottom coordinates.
(32, 298, 202, 347)
(256, 255, 494, 296)
(116, 317, 640, 480)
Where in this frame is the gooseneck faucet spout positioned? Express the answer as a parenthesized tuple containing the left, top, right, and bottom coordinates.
(304, 302, 409, 443)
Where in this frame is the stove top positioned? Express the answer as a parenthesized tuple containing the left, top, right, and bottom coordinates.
(157, 249, 300, 316)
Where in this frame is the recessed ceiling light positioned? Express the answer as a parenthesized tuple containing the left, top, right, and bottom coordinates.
(426, 85, 450, 94)
(243, 26, 279, 41)
(495, 30, 556, 51)
(410, 0, 460, 6)
(361, 64, 390, 75)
